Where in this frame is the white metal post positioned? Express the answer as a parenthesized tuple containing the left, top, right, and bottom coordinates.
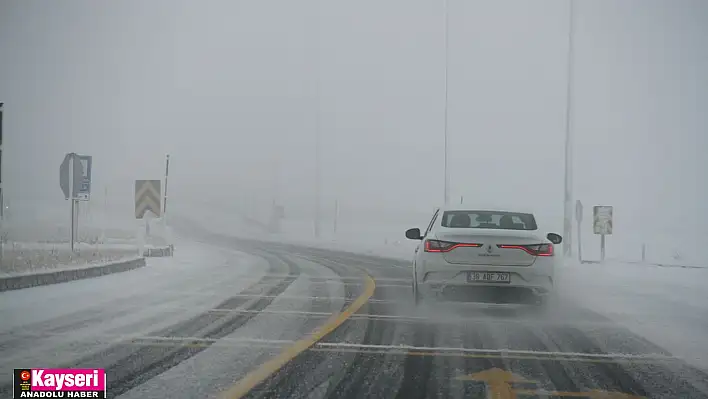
(313, 2, 322, 239)
(577, 219, 582, 262)
(0, 102, 4, 222)
(163, 154, 169, 223)
(69, 153, 76, 252)
(562, 0, 576, 257)
(443, 0, 450, 205)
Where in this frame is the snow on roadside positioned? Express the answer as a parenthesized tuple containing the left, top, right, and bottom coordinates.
(0, 255, 143, 278)
(5, 242, 139, 251)
(559, 260, 708, 371)
(0, 241, 269, 385)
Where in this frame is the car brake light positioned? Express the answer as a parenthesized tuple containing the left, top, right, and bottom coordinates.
(498, 244, 554, 256)
(424, 240, 482, 253)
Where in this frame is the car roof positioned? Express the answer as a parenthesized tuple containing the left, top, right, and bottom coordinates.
(435, 204, 537, 215)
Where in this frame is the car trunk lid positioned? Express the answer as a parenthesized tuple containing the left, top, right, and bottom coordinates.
(432, 229, 547, 266)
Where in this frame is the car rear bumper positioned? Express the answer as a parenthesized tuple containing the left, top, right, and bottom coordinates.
(415, 267, 554, 303)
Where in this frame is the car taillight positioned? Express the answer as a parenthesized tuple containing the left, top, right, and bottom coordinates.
(424, 240, 482, 253)
(498, 244, 554, 256)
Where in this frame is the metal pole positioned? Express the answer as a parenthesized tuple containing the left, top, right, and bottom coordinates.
(333, 199, 339, 235)
(562, 0, 576, 257)
(163, 154, 169, 219)
(69, 153, 76, 252)
(74, 200, 79, 242)
(0, 102, 3, 266)
(600, 234, 606, 262)
(313, 3, 322, 239)
(102, 186, 108, 243)
(315, 117, 321, 238)
(641, 243, 646, 263)
(0, 102, 4, 221)
(577, 220, 582, 262)
(443, 0, 450, 205)
(70, 199, 76, 252)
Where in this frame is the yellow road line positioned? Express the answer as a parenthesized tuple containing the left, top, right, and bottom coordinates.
(220, 272, 376, 399)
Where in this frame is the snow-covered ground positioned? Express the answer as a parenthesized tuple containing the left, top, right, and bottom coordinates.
(0, 215, 173, 275)
(558, 260, 708, 372)
(0, 238, 270, 386)
(0, 242, 141, 276)
(0, 236, 352, 398)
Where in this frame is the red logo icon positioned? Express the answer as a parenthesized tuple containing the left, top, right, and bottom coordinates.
(20, 370, 30, 381)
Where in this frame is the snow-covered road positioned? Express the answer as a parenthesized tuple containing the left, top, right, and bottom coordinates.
(2, 224, 708, 398)
(0, 237, 362, 398)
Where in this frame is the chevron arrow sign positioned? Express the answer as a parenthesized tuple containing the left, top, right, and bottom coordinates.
(135, 180, 162, 219)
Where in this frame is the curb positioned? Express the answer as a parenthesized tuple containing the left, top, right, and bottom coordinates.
(0, 257, 147, 292)
(143, 245, 174, 257)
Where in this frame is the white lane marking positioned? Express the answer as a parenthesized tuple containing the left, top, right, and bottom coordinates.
(199, 308, 427, 321)
(312, 255, 411, 270)
(149, 292, 401, 303)
(70, 334, 679, 361)
(6, 330, 679, 362)
(163, 273, 411, 285)
(311, 342, 678, 360)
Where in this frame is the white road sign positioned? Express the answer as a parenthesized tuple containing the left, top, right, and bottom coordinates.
(593, 206, 613, 235)
(75, 155, 92, 201)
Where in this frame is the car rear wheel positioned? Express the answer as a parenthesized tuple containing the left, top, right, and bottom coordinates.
(533, 292, 556, 315)
(412, 271, 424, 306)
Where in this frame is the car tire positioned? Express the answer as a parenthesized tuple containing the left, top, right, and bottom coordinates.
(534, 292, 556, 315)
(412, 271, 423, 306)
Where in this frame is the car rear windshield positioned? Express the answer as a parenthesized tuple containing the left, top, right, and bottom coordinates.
(440, 210, 538, 230)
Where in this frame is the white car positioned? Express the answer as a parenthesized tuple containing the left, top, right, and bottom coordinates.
(406, 207, 562, 307)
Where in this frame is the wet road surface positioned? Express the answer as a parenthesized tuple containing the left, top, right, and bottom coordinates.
(1, 228, 707, 399)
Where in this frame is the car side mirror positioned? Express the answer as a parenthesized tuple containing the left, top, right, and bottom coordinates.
(405, 228, 423, 240)
(547, 233, 563, 245)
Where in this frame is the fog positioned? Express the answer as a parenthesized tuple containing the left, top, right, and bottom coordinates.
(1, 0, 707, 261)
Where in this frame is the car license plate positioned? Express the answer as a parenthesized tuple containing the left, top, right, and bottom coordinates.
(467, 271, 511, 283)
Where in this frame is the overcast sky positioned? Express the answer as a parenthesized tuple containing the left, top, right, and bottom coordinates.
(1, 0, 706, 243)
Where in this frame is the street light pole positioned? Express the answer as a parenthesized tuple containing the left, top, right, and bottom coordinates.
(0, 102, 4, 221)
(443, 0, 450, 205)
(313, 2, 322, 239)
(562, 0, 576, 257)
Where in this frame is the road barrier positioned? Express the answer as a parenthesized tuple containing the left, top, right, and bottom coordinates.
(0, 257, 146, 292)
(143, 245, 174, 257)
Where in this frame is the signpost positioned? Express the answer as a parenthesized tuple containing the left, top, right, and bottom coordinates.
(60, 153, 92, 252)
(575, 199, 583, 262)
(593, 205, 613, 261)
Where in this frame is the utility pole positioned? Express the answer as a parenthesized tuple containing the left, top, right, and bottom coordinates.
(313, 1, 322, 238)
(163, 154, 170, 221)
(443, 0, 450, 205)
(333, 199, 339, 235)
(0, 102, 4, 221)
(562, 0, 576, 257)
(102, 186, 108, 243)
(0, 102, 3, 267)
